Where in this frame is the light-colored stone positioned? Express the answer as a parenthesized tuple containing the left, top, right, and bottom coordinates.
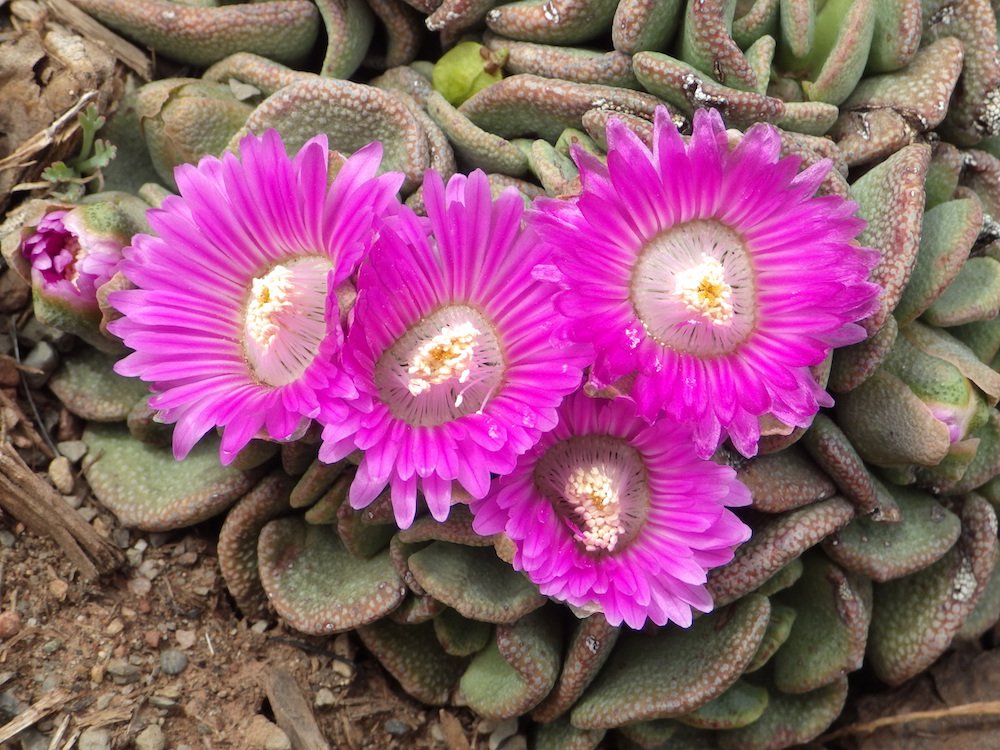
(246, 714, 292, 750)
(135, 724, 166, 750)
(78, 727, 112, 750)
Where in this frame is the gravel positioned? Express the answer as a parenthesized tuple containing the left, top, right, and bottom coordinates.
(159, 648, 188, 675)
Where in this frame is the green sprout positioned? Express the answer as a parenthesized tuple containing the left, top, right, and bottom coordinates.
(41, 104, 117, 200)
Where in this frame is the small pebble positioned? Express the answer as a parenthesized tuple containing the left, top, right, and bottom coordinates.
(148, 532, 173, 548)
(383, 719, 409, 737)
(22, 341, 58, 388)
(489, 718, 519, 750)
(78, 727, 112, 750)
(144, 630, 161, 649)
(105, 618, 124, 636)
(250, 620, 269, 634)
(62, 493, 84, 510)
(314, 688, 335, 708)
(331, 660, 355, 680)
(106, 658, 140, 684)
(0, 530, 13, 548)
(175, 629, 196, 650)
(41, 639, 61, 655)
(77, 506, 98, 522)
(246, 714, 291, 750)
(47, 455, 74, 494)
(138, 559, 161, 580)
(18, 727, 48, 750)
(128, 576, 152, 596)
(135, 724, 166, 750)
(48, 579, 68, 601)
(56, 439, 88, 463)
(176, 551, 198, 566)
(112, 527, 130, 549)
(160, 649, 188, 676)
(0, 611, 22, 639)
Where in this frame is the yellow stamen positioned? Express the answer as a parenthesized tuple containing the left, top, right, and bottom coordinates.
(408, 321, 480, 396)
(245, 265, 294, 349)
(564, 466, 625, 553)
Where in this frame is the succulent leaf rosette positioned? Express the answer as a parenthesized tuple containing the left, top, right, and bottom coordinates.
(31, 0, 1000, 746)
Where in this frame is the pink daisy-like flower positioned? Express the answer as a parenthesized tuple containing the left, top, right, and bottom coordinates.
(470, 391, 751, 629)
(110, 130, 402, 463)
(532, 107, 881, 458)
(318, 169, 589, 528)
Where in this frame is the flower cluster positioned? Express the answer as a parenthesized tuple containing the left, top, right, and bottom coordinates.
(41, 108, 877, 628)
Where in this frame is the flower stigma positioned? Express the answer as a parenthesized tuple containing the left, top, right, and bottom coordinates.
(673, 254, 734, 325)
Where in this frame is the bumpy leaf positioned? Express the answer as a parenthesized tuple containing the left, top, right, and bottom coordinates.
(570, 595, 770, 728)
(357, 619, 466, 705)
(772, 553, 872, 693)
(737, 447, 836, 513)
(217, 473, 293, 618)
(823, 485, 961, 581)
(868, 495, 998, 684)
(49, 347, 148, 422)
(83, 423, 254, 531)
(457, 607, 563, 719)
(716, 676, 849, 750)
(408, 542, 545, 623)
(257, 518, 406, 635)
(709, 497, 854, 607)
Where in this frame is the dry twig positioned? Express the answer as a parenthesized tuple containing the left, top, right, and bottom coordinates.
(0, 689, 69, 743)
(0, 441, 122, 579)
(819, 700, 1000, 741)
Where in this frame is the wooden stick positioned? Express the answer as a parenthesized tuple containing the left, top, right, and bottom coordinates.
(0, 690, 68, 743)
(267, 667, 331, 750)
(0, 442, 122, 580)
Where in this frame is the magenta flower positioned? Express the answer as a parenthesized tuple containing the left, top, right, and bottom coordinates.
(319, 170, 589, 528)
(110, 130, 402, 463)
(22, 206, 126, 309)
(532, 107, 880, 458)
(470, 391, 751, 629)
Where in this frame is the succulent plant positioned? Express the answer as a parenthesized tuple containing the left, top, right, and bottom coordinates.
(10, 0, 1000, 748)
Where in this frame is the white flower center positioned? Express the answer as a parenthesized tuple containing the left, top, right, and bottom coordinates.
(563, 465, 627, 552)
(534, 435, 650, 555)
(375, 305, 505, 427)
(246, 265, 295, 349)
(631, 219, 756, 356)
(407, 322, 481, 396)
(673, 254, 734, 325)
(242, 257, 332, 388)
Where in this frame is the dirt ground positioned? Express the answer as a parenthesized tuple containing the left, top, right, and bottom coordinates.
(0, 504, 491, 750)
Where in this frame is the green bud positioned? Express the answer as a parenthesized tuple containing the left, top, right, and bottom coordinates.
(432, 42, 507, 107)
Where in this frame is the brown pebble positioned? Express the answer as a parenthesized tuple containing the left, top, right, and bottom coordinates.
(144, 630, 161, 649)
(48, 578, 68, 601)
(128, 576, 152, 597)
(175, 629, 197, 650)
(0, 610, 21, 639)
(48, 455, 75, 494)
